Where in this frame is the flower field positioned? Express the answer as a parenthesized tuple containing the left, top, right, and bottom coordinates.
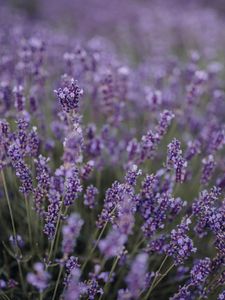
(0, 1, 224, 299)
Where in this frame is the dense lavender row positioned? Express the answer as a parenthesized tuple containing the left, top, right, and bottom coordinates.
(0, 1, 224, 299)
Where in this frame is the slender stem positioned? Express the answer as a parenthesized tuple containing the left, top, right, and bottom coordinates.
(25, 195, 33, 249)
(1, 170, 26, 294)
(151, 263, 175, 290)
(144, 256, 168, 300)
(17, 260, 26, 294)
(39, 292, 43, 300)
(99, 256, 120, 300)
(52, 264, 64, 300)
(81, 221, 108, 273)
(0, 290, 11, 300)
(1, 170, 17, 244)
(53, 207, 69, 259)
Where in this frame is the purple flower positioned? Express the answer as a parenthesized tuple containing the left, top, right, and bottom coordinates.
(44, 166, 65, 239)
(166, 217, 196, 265)
(99, 228, 127, 259)
(55, 75, 83, 113)
(80, 160, 95, 180)
(64, 267, 84, 300)
(155, 110, 175, 141)
(190, 258, 211, 285)
(0, 279, 7, 289)
(27, 263, 50, 292)
(84, 185, 99, 209)
(167, 138, 187, 183)
(34, 155, 51, 215)
(13, 85, 25, 112)
(185, 139, 201, 161)
(170, 285, 192, 300)
(62, 213, 84, 256)
(126, 253, 148, 298)
(9, 234, 24, 248)
(124, 164, 142, 186)
(64, 166, 82, 206)
(218, 291, 225, 300)
(64, 256, 80, 286)
(201, 155, 216, 185)
(97, 181, 135, 229)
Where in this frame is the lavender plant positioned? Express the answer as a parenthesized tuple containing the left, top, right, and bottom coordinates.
(0, 1, 224, 299)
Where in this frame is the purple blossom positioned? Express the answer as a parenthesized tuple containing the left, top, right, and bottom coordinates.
(64, 256, 80, 286)
(201, 155, 216, 185)
(218, 291, 225, 300)
(64, 166, 83, 206)
(55, 76, 83, 113)
(185, 139, 201, 161)
(126, 253, 149, 298)
(190, 258, 211, 285)
(64, 267, 84, 300)
(34, 155, 50, 215)
(27, 263, 50, 292)
(62, 213, 84, 255)
(84, 185, 99, 209)
(167, 139, 187, 183)
(13, 85, 25, 112)
(166, 217, 196, 265)
(155, 110, 175, 141)
(98, 228, 127, 259)
(9, 234, 24, 248)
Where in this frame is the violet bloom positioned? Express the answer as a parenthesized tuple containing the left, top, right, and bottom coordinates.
(27, 263, 50, 292)
(80, 160, 95, 180)
(142, 192, 185, 238)
(64, 256, 80, 287)
(62, 213, 84, 256)
(44, 167, 64, 239)
(167, 138, 187, 183)
(218, 291, 225, 300)
(9, 234, 24, 248)
(0, 279, 6, 289)
(190, 258, 211, 285)
(124, 164, 142, 186)
(13, 85, 25, 112)
(64, 166, 82, 206)
(98, 228, 127, 259)
(166, 217, 196, 265)
(84, 185, 99, 209)
(155, 110, 175, 141)
(192, 187, 221, 238)
(8, 143, 33, 195)
(34, 155, 50, 215)
(126, 253, 149, 299)
(64, 267, 85, 300)
(170, 285, 192, 300)
(55, 75, 83, 113)
(185, 139, 201, 161)
(201, 155, 216, 185)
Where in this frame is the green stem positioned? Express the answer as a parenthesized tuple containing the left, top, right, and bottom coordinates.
(53, 207, 68, 259)
(144, 256, 168, 300)
(0, 290, 11, 300)
(151, 263, 175, 290)
(52, 264, 64, 300)
(99, 256, 120, 300)
(81, 221, 108, 273)
(25, 195, 33, 249)
(1, 170, 17, 244)
(1, 170, 26, 294)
